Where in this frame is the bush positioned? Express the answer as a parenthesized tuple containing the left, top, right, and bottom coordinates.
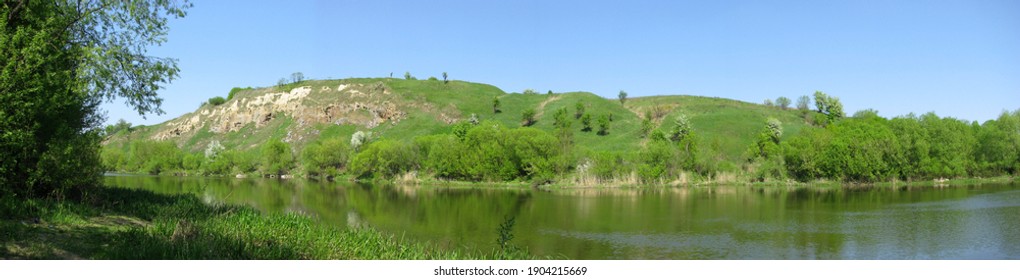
(580, 113, 592, 132)
(208, 96, 226, 106)
(260, 139, 294, 176)
(596, 114, 610, 135)
(349, 140, 417, 179)
(521, 109, 536, 127)
(301, 137, 350, 177)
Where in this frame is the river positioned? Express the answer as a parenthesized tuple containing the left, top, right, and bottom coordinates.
(104, 175, 1020, 259)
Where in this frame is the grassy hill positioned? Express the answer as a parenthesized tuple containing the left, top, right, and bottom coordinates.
(105, 77, 803, 159)
(104, 77, 811, 178)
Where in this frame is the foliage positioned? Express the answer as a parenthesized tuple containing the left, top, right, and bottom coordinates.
(796, 95, 811, 111)
(813, 91, 845, 124)
(493, 97, 501, 113)
(763, 99, 774, 107)
(301, 137, 350, 177)
(442, 72, 448, 84)
(291, 72, 304, 83)
(776, 97, 791, 110)
(227, 87, 252, 100)
(260, 139, 294, 176)
(1, 0, 189, 198)
(640, 118, 653, 138)
(575, 101, 585, 119)
(580, 113, 593, 132)
(618, 90, 628, 105)
(104, 119, 134, 136)
(207, 96, 226, 106)
(597, 114, 610, 135)
(521, 108, 536, 127)
(350, 131, 373, 151)
(522, 89, 538, 95)
(349, 140, 417, 179)
(669, 113, 692, 142)
(414, 122, 560, 182)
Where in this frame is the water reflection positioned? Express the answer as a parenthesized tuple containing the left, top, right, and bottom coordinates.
(105, 176, 1020, 259)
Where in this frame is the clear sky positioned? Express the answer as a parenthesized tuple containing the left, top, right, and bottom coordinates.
(104, 0, 1020, 126)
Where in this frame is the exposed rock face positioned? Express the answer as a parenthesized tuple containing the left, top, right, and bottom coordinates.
(152, 82, 411, 141)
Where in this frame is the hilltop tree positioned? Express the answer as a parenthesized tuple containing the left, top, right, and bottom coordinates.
(291, 72, 304, 83)
(776, 97, 791, 110)
(404, 71, 413, 80)
(813, 91, 845, 123)
(796, 95, 811, 110)
(277, 78, 288, 88)
(442, 72, 448, 84)
(619, 90, 628, 105)
(764, 99, 775, 107)
(1, 0, 191, 197)
(493, 97, 501, 113)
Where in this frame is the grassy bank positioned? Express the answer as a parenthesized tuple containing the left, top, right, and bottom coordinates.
(0, 186, 532, 260)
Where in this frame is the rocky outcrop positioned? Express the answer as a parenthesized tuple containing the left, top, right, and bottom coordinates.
(152, 82, 412, 141)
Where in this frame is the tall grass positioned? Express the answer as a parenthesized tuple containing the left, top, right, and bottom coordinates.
(0, 186, 537, 260)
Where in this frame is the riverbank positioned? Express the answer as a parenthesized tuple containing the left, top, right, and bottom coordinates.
(0, 186, 532, 259)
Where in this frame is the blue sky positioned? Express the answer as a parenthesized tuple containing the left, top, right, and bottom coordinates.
(105, 0, 1019, 126)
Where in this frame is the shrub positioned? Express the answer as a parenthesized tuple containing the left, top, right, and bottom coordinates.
(301, 137, 350, 177)
(580, 113, 592, 132)
(351, 131, 373, 151)
(260, 138, 294, 176)
(596, 114, 610, 135)
(521, 109, 536, 127)
(575, 101, 585, 119)
(349, 140, 417, 179)
(207, 96, 226, 106)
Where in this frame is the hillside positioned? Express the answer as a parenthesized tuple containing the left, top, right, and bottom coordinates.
(104, 77, 808, 165)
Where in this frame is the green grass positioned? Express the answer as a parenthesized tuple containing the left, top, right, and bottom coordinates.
(0, 187, 534, 259)
(104, 77, 814, 178)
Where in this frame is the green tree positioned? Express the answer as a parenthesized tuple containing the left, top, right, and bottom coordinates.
(618, 90, 628, 105)
(1, 0, 190, 197)
(260, 139, 294, 176)
(442, 72, 448, 84)
(575, 101, 585, 119)
(291, 72, 304, 83)
(813, 91, 844, 124)
(404, 71, 413, 80)
(521, 108, 536, 127)
(104, 119, 133, 136)
(301, 138, 349, 178)
(796, 95, 811, 111)
(669, 113, 692, 142)
(776, 96, 791, 110)
(492, 97, 501, 113)
(597, 114, 610, 136)
(580, 113, 593, 132)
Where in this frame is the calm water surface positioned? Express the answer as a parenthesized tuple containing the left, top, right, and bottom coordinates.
(105, 175, 1020, 259)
